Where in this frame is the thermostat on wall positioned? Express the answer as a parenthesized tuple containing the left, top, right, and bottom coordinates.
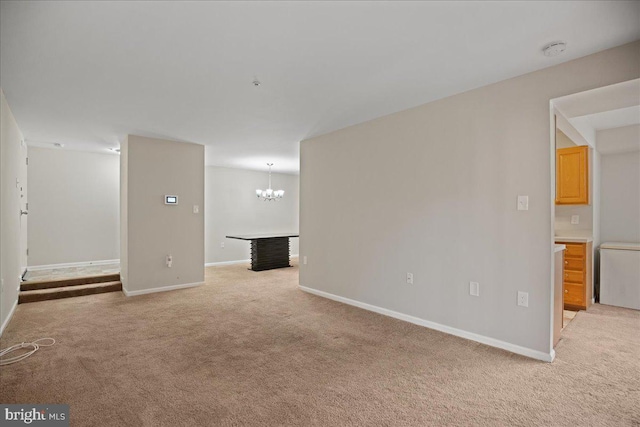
(165, 195, 178, 205)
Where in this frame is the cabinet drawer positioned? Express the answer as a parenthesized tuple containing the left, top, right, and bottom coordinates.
(564, 269, 584, 284)
(564, 283, 584, 305)
(564, 258, 584, 271)
(563, 243, 585, 258)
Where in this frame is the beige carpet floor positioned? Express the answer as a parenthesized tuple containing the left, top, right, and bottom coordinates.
(1, 261, 639, 426)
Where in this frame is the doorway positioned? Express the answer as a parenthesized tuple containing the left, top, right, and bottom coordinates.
(549, 78, 640, 347)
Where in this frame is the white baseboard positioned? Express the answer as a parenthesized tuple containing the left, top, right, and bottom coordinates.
(122, 281, 203, 297)
(0, 299, 19, 337)
(205, 259, 250, 267)
(28, 259, 120, 271)
(299, 285, 555, 363)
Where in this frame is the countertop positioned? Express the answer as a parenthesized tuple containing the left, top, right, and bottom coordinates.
(555, 236, 593, 243)
(601, 242, 640, 251)
(555, 244, 566, 253)
(226, 233, 299, 240)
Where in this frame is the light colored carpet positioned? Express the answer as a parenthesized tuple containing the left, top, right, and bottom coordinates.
(1, 261, 639, 426)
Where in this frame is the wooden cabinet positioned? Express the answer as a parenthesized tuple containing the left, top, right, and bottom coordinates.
(557, 241, 592, 310)
(556, 146, 589, 205)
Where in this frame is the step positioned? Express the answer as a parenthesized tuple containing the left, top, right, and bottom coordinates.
(20, 273, 120, 292)
(19, 281, 122, 304)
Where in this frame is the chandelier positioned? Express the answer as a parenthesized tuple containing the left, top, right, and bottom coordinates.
(256, 163, 284, 201)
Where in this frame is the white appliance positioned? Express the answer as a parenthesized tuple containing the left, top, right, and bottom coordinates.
(600, 242, 640, 310)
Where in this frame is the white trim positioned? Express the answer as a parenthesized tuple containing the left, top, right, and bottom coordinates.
(205, 254, 298, 267)
(122, 281, 203, 297)
(0, 299, 19, 337)
(27, 259, 120, 271)
(299, 285, 555, 363)
(205, 259, 249, 267)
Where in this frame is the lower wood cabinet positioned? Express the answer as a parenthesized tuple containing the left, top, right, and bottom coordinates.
(557, 241, 592, 310)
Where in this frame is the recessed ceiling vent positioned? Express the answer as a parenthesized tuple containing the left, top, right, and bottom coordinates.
(543, 41, 567, 57)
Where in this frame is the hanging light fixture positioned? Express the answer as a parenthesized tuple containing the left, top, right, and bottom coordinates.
(256, 163, 284, 201)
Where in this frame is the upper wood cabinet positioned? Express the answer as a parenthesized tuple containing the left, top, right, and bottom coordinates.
(556, 145, 589, 205)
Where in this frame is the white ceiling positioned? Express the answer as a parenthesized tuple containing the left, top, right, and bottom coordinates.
(1, 1, 639, 174)
(570, 106, 640, 133)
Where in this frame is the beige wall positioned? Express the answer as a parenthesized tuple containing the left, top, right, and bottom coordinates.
(299, 41, 640, 360)
(1, 89, 27, 334)
(555, 130, 577, 149)
(120, 135, 205, 295)
(205, 166, 299, 264)
(27, 147, 120, 266)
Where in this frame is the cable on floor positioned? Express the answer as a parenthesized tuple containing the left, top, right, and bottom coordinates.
(0, 338, 55, 366)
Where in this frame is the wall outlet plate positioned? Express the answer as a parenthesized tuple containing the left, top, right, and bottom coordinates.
(518, 291, 529, 307)
(570, 215, 579, 225)
(303, 256, 308, 265)
(469, 281, 480, 297)
(406, 272, 414, 284)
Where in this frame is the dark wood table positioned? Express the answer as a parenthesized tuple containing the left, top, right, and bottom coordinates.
(226, 233, 299, 271)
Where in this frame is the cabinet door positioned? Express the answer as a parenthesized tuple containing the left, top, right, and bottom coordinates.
(556, 146, 589, 205)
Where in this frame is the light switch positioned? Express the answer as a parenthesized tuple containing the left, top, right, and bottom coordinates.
(469, 281, 480, 297)
(571, 215, 579, 225)
(517, 195, 529, 211)
(193, 205, 199, 214)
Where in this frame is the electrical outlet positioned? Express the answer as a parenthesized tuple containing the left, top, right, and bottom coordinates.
(469, 281, 480, 297)
(406, 272, 414, 284)
(571, 215, 579, 225)
(517, 291, 529, 307)
(166, 254, 173, 268)
(303, 256, 308, 265)
(220, 242, 225, 248)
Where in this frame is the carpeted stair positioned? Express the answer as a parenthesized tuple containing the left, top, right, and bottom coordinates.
(19, 273, 122, 303)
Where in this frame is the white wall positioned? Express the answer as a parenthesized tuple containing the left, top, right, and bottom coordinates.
(597, 125, 640, 154)
(300, 41, 639, 360)
(1, 89, 26, 335)
(600, 151, 640, 243)
(27, 147, 120, 266)
(120, 135, 204, 295)
(205, 166, 299, 264)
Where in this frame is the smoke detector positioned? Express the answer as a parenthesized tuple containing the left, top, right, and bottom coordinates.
(109, 147, 120, 153)
(53, 143, 64, 148)
(252, 79, 261, 87)
(543, 41, 567, 57)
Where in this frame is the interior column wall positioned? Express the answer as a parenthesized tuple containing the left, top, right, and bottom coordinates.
(120, 135, 205, 295)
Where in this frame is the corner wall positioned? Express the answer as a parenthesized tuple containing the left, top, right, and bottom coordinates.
(205, 166, 299, 264)
(0, 89, 26, 335)
(299, 41, 640, 360)
(120, 135, 204, 295)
